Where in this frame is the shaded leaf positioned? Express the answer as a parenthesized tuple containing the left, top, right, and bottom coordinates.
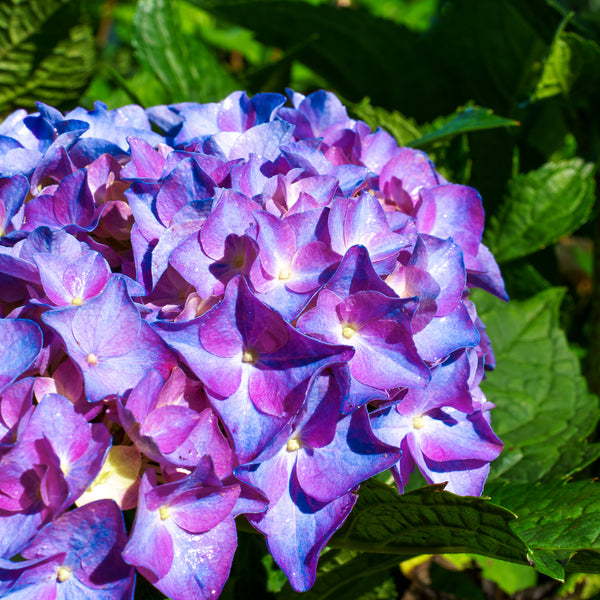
(474, 287, 600, 484)
(532, 30, 600, 103)
(331, 480, 528, 564)
(279, 551, 402, 600)
(192, 0, 561, 120)
(350, 98, 421, 147)
(484, 159, 596, 263)
(0, 0, 96, 113)
(134, 0, 237, 104)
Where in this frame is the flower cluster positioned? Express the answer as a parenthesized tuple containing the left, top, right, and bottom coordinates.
(0, 90, 505, 597)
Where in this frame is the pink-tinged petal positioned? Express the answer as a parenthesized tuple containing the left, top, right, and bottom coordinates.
(380, 147, 440, 208)
(21, 394, 111, 505)
(121, 136, 166, 180)
(51, 168, 96, 229)
(297, 90, 353, 137)
(294, 370, 343, 449)
(126, 469, 238, 600)
(200, 189, 259, 259)
(62, 251, 111, 301)
(168, 408, 234, 477)
(254, 210, 296, 277)
(169, 484, 240, 533)
(286, 241, 340, 293)
(417, 184, 484, 258)
(296, 288, 345, 342)
(289, 175, 338, 209)
(141, 406, 200, 454)
(230, 153, 269, 197)
(416, 236, 466, 312)
(416, 409, 503, 464)
(123, 472, 175, 579)
(123, 368, 164, 423)
(329, 193, 408, 262)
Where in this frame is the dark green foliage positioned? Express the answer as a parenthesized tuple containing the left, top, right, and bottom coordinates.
(0, 0, 97, 114)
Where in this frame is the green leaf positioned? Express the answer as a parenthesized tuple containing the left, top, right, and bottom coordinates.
(349, 98, 421, 147)
(488, 480, 600, 579)
(190, 0, 561, 121)
(473, 287, 600, 484)
(134, 0, 237, 104)
(331, 480, 528, 564)
(484, 159, 596, 263)
(0, 0, 96, 113)
(409, 106, 519, 149)
(532, 30, 600, 102)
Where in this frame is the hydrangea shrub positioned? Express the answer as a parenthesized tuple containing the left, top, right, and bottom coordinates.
(0, 89, 505, 598)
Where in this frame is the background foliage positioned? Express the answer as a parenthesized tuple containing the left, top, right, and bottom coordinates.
(3, 0, 600, 597)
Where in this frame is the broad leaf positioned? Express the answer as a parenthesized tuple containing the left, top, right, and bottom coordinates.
(331, 480, 528, 564)
(0, 0, 96, 113)
(488, 480, 600, 580)
(484, 159, 596, 263)
(410, 107, 519, 149)
(134, 0, 237, 104)
(474, 287, 600, 484)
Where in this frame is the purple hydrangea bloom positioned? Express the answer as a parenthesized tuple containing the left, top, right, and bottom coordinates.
(0, 89, 506, 597)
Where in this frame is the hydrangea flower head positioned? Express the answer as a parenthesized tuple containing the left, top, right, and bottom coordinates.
(0, 89, 505, 598)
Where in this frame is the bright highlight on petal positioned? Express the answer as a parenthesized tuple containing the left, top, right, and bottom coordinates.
(86, 353, 98, 365)
(57, 566, 72, 582)
(242, 349, 258, 364)
(412, 416, 425, 430)
(341, 325, 356, 339)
